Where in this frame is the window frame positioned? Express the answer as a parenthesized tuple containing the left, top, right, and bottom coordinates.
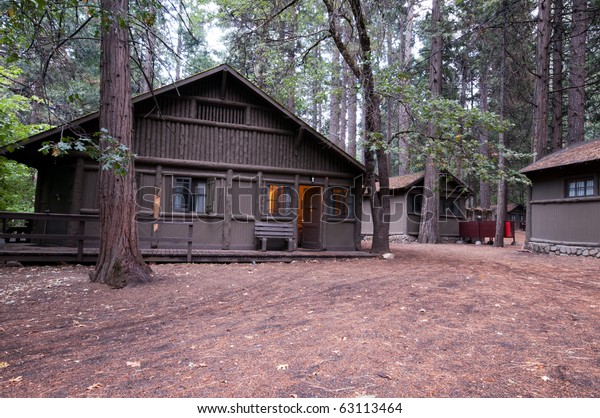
(172, 176, 214, 214)
(267, 184, 295, 217)
(439, 196, 463, 218)
(327, 186, 355, 219)
(565, 176, 596, 198)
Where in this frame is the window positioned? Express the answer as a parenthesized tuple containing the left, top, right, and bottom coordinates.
(268, 185, 294, 216)
(173, 177, 192, 212)
(173, 177, 214, 213)
(327, 187, 354, 218)
(566, 178, 595, 198)
(440, 197, 462, 217)
(409, 193, 422, 214)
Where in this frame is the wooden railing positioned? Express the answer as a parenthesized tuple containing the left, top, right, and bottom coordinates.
(0, 211, 196, 262)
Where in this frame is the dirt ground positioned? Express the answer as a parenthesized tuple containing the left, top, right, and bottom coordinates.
(1, 237, 599, 398)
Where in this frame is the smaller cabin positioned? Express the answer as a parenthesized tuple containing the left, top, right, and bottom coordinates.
(521, 140, 600, 257)
(361, 171, 473, 240)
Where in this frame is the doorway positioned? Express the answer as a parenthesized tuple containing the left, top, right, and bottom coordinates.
(299, 185, 322, 249)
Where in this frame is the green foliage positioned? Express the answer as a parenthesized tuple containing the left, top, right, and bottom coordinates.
(39, 128, 135, 177)
(0, 66, 50, 211)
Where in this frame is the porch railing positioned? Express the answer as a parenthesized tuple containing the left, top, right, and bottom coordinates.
(0, 211, 196, 263)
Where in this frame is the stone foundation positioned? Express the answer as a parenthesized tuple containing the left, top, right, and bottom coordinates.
(527, 241, 600, 258)
(362, 234, 458, 244)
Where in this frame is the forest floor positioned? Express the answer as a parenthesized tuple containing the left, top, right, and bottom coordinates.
(1, 234, 599, 398)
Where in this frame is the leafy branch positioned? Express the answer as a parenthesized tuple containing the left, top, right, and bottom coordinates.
(39, 128, 135, 177)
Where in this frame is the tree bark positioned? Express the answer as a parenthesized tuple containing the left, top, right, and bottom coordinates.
(494, 3, 508, 248)
(532, 0, 552, 160)
(329, 45, 341, 145)
(567, 0, 587, 144)
(551, 0, 564, 151)
(418, 0, 442, 244)
(397, 0, 414, 176)
(347, 76, 357, 158)
(90, 0, 152, 288)
(479, 63, 491, 209)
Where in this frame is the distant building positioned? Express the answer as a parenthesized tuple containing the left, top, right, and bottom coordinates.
(361, 170, 473, 240)
(521, 140, 600, 257)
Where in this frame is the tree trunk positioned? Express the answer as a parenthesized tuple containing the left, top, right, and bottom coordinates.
(329, 45, 341, 145)
(397, 0, 414, 176)
(551, 0, 564, 151)
(90, 0, 152, 288)
(324, 0, 390, 254)
(567, 0, 587, 144)
(479, 63, 491, 209)
(339, 63, 348, 149)
(347, 77, 357, 158)
(418, 0, 442, 244)
(532, 0, 552, 160)
(494, 3, 508, 248)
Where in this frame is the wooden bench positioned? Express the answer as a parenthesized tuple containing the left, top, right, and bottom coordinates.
(254, 221, 295, 251)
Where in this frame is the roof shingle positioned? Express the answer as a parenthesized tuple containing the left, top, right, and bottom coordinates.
(521, 140, 600, 174)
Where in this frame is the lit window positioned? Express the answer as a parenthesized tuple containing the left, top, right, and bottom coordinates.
(566, 178, 594, 198)
(268, 185, 294, 216)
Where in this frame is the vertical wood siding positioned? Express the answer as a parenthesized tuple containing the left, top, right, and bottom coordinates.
(531, 200, 600, 244)
(132, 72, 357, 175)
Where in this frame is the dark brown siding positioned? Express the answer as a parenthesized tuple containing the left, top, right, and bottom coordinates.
(133, 73, 356, 175)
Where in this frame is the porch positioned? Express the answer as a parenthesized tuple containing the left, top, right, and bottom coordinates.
(0, 211, 373, 264)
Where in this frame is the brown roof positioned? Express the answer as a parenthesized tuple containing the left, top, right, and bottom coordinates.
(521, 140, 600, 174)
(385, 170, 473, 196)
(388, 171, 425, 190)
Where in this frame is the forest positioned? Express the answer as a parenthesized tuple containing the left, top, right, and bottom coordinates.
(0, 0, 599, 242)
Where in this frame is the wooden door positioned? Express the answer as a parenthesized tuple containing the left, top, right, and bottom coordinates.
(300, 186, 322, 249)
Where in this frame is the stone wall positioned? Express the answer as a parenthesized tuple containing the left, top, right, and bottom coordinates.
(527, 241, 600, 258)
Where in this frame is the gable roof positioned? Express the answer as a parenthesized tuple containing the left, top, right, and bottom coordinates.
(521, 139, 600, 174)
(389, 171, 426, 190)
(387, 170, 473, 195)
(2, 64, 364, 173)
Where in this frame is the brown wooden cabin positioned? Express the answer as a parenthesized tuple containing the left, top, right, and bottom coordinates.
(2, 64, 364, 253)
(521, 139, 600, 253)
(361, 170, 473, 239)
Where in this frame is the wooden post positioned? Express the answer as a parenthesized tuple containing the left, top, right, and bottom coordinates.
(255, 171, 263, 221)
(68, 158, 85, 245)
(354, 178, 363, 251)
(77, 220, 85, 262)
(222, 169, 233, 250)
(152, 165, 162, 248)
(321, 177, 329, 251)
(292, 174, 300, 251)
(187, 223, 193, 263)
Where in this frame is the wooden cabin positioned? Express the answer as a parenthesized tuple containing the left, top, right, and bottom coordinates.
(521, 139, 600, 257)
(1, 64, 364, 254)
(361, 170, 473, 240)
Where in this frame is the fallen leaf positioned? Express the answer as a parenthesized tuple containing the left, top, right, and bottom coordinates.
(72, 320, 86, 328)
(0, 361, 9, 369)
(87, 382, 103, 391)
(199, 363, 208, 368)
(9, 376, 23, 383)
(126, 361, 141, 368)
(541, 376, 550, 382)
(277, 364, 289, 370)
(376, 371, 393, 380)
